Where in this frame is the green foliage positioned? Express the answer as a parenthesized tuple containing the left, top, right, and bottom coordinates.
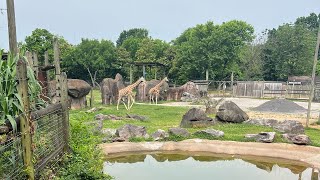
(22, 28, 72, 65)
(116, 28, 149, 47)
(55, 116, 111, 179)
(262, 24, 317, 80)
(0, 51, 45, 132)
(62, 39, 118, 83)
(171, 20, 254, 83)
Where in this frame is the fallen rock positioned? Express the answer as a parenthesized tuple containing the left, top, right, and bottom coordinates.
(95, 114, 122, 121)
(244, 119, 278, 128)
(282, 134, 311, 145)
(126, 114, 148, 121)
(245, 132, 276, 143)
(168, 128, 190, 137)
(193, 129, 224, 138)
(116, 124, 148, 140)
(216, 101, 249, 123)
(151, 129, 169, 141)
(181, 92, 197, 102)
(112, 137, 126, 142)
(180, 108, 215, 128)
(94, 120, 103, 132)
(273, 120, 304, 134)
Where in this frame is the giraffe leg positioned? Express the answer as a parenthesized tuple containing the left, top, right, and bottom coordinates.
(121, 96, 128, 110)
(117, 96, 121, 110)
(149, 94, 152, 104)
(156, 94, 158, 105)
(129, 94, 135, 109)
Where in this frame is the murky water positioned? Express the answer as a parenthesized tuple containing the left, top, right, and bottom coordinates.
(104, 152, 319, 180)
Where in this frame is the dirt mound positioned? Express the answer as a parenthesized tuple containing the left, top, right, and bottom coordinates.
(253, 99, 306, 113)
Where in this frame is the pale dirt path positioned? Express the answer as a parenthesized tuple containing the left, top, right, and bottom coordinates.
(138, 98, 320, 127)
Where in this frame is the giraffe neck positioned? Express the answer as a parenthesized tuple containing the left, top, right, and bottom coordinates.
(154, 78, 166, 89)
(128, 79, 143, 91)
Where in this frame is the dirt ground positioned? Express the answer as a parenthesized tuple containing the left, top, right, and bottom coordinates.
(158, 97, 320, 128)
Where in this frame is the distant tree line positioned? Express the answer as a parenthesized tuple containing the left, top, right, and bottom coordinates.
(18, 13, 320, 84)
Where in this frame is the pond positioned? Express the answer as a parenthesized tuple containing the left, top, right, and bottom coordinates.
(104, 152, 319, 180)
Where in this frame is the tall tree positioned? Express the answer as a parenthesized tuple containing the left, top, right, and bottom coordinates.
(171, 21, 254, 83)
(262, 24, 317, 81)
(116, 28, 149, 47)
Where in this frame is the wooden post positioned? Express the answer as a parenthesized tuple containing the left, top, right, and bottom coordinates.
(44, 51, 50, 81)
(307, 24, 320, 127)
(60, 72, 70, 151)
(17, 59, 35, 180)
(154, 67, 157, 80)
(6, 0, 18, 55)
(206, 69, 209, 81)
(54, 39, 62, 103)
(130, 65, 133, 84)
(26, 51, 33, 67)
(90, 89, 93, 107)
(33, 52, 39, 79)
(143, 65, 146, 79)
(231, 72, 234, 97)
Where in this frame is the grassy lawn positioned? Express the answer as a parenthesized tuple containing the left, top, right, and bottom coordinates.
(68, 90, 320, 147)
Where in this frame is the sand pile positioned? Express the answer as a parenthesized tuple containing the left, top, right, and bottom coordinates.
(253, 99, 306, 113)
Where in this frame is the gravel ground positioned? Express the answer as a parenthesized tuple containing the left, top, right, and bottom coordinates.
(252, 99, 306, 113)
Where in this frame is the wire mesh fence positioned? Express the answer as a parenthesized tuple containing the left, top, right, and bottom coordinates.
(0, 134, 26, 180)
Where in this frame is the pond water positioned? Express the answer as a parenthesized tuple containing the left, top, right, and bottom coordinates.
(104, 152, 319, 180)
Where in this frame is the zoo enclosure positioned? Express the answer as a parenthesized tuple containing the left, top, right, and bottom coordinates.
(0, 42, 69, 179)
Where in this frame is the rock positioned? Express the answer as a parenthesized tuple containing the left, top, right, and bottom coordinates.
(181, 92, 197, 102)
(100, 73, 125, 105)
(193, 129, 224, 138)
(95, 114, 122, 121)
(126, 114, 148, 121)
(168, 127, 190, 137)
(136, 79, 169, 102)
(67, 79, 91, 98)
(112, 137, 126, 142)
(216, 101, 249, 123)
(245, 132, 276, 143)
(0, 126, 9, 134)
(94, 120, 103, 132)
(151, 129, 169, 141)
(273, 120, 304, 134)
(101, 128, 117, 137)
(282, 134, 311, 145)
(244, 119, 279, 127)
(180, 108, 215, 128)
(115, 124, 148, 140)
(167, 81, 200, 101)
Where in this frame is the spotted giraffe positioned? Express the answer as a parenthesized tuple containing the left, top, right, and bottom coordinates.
(148, 77, 169, 104)
(117, 77, 146, 110)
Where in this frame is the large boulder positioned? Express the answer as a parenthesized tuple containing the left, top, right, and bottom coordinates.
(168, 127, 190, 137)
(167, 82, 200, 101)
(216, 101, 249, 123)
(67, 79, 91, 98)
(193, 129, 224, 138)
(136, 79, 169, 102)
(273, 120, 304, 134)
(245, 132, 276, 143)
(244, 119, 279, 127)
(282, 134, 311, 145)
(100, 73, 125, 105)
(180, 108, 215, 128)
(115, 124, 148, 140)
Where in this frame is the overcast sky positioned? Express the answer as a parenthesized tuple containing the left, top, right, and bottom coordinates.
(0, 0, 319, 50)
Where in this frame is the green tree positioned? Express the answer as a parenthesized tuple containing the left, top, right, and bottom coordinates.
(262, 24, 317, 81)
(62, 39, 117, 84)
(22, 28, 72, 65)
(116, 28, 149, 47)
(171, 21, 254, 83)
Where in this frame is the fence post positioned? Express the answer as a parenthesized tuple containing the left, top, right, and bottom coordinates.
(33, 52, 39, 79)
(17, 59, 35, 180)
(54, 39, 61, 103)
(60, 72, 70, 151)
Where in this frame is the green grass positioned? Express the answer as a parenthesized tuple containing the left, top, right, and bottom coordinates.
(75, 90, 320, 147)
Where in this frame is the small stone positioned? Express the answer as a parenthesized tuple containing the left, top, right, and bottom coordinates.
(101, 128, 117, 137)
(95, 114, 109, 121)
(0, 126, 9, 134)
(194, 129, 224, 138)
(126, 114, 148, 121)
(282, 134, 311, 145)
(112, 137, 126, 142)
(245, 132, 276, 143)
(116, 124, 147, 140)
(168, 128, 190, 137)
(273, 120, 304, 134)
(151, 129, 169, 141)
(86, 107, 102, 113)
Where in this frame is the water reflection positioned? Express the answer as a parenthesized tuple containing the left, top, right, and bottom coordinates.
(105, 153, 319, 180)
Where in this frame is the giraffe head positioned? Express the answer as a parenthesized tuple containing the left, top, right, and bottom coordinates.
(163, 77, 169, 82)
(139, 77, 146, 83)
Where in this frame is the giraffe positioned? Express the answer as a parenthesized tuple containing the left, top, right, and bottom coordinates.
(117, 77, 146, 110)
(148, 77, 169, 104)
